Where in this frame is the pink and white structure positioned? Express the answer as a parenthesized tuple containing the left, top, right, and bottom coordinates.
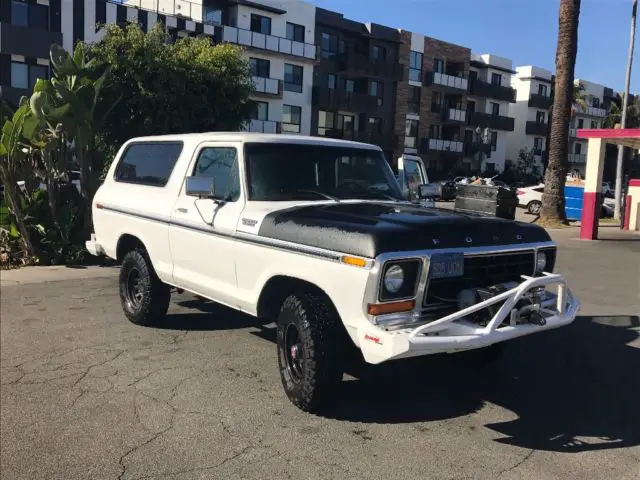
(576, 128, 640, 240)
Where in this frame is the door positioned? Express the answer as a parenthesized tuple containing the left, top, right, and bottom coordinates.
(397, 156, 428, 202)
(169, 143, 245, 306)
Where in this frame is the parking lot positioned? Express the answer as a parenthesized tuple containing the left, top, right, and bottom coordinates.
(1, 228, 639, 480)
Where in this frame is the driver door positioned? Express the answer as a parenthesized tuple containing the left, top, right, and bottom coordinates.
(169, 143, 245, 306)
(398, 156, 428, 202)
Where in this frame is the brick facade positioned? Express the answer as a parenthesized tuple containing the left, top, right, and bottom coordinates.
(392, 30, 412, 168)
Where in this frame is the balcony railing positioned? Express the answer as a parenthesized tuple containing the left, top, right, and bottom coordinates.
(312, 87, 379, 112)
(424, 71, 468, 91)
(528, 93, 553, 109)
(574, 105, 607, 118)
(464, 141, 492, 157)
(525, 121, 549, 136)
(336, 52, 404, 80)
(443, 107, 467, 124)
(222, 25, 318, 60)
(246, 119, 282, 134)
(568, 153, 587, 164)
(252, 76, 283, 97)
(468, 79, 516, 102)
(469, 112, 515, 131)
(419, 138, 464, 154)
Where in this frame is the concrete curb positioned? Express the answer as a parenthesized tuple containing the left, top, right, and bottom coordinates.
(0, 265, 118, 287)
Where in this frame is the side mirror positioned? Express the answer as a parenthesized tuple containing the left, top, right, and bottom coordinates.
(418, 183, 441, 200)
(185, 176, 215, 198)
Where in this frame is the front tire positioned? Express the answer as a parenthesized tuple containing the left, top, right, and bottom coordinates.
(119, 249, 171, 326)
(276, 292, 344, 413)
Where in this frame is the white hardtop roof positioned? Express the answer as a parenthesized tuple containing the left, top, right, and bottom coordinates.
(129, 132, 383, 150)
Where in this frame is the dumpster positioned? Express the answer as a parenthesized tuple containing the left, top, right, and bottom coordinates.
(454, 184, 518, 220)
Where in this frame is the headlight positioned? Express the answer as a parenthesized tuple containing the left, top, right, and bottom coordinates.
(535, 251, 547, 273)
(384, 265, 404, 293)
(379, 259, 422, 301)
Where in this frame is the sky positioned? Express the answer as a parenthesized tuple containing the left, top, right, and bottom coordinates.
(310, 0, 639, 93)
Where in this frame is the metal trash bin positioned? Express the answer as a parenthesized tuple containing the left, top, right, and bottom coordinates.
(454, 184, 518, 220)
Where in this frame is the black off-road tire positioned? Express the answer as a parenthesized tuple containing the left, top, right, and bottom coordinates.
(276, 291, 344, 413)
(119, 249, 171, 326)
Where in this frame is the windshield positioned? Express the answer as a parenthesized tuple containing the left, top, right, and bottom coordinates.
(244, 142, 404, 201)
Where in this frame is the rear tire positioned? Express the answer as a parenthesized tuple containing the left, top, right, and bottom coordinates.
(527, 200, 542, 215)
(276, 291, 343, 413)
(119, 249, 171, 326)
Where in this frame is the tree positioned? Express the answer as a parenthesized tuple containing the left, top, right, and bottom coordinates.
(604, 94, 640, 128)
(541, 0, 581, 224)
(87, 23, 255, 151)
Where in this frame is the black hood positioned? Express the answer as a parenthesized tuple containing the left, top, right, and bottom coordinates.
(258, 202, 551, 258)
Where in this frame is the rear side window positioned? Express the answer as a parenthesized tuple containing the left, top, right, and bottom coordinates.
(114, 142, 183, 187)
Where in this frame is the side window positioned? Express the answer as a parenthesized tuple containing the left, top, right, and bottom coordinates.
(192, 147, 240, 202)
(114, 142, 183, 187)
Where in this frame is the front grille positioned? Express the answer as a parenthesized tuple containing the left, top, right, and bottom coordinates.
(424, 250, 535, 305)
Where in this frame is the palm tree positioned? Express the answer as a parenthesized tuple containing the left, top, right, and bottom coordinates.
(604, 93, 640, 128)
(541, 0, 581, 224)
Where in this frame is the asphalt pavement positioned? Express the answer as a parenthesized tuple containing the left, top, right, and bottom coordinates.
(1, 229, 639, 480)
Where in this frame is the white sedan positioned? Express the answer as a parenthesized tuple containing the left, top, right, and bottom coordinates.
(516, 184, 544, 214)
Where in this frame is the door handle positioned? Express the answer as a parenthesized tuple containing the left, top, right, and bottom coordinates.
(176, 208, 188, 214)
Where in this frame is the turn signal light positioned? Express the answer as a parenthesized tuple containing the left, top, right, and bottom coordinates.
(367, 299, 415, 315)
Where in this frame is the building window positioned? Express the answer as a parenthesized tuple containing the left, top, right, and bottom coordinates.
(327, 74, 336, 89)
(284, 64, 303, 93)
(11, 1, 28, 26)
(534, 137, 543, 152)
(204, 7, 222, 25)
(536, 111, 546, 123)
(10, 62, 28, 89)
(372, 45, 386, 60)
(29, 64, 48, 89)
(433, 58, 444, 73)
(409, 51, 422, 82)
(286, 22, 305, 43)
(491, 73, 502, 86)
(282, 105, 301, 133)
(408, 86, 421, 115)
(345, 79, 355, 93)
(577, 118, 584, 128)
(252, 101, 269, 121)
(538, 84, 548, 96)
(317, 111, 335, 136)
(491, 102, 500, 116)
(592, 97, 600, 108)
(368, 117, 382, 135)
(369, 81, 383, 105)
(429, 125, 441, 139)
(250, 14, 271, 35)
(574, 142, 582, 155)
(591, 120, 598, 129)
(490, 131, 498, 151)
(321, 32, 338, 59)
(405, 119, 419, 149)
(250, 58, 270, 78)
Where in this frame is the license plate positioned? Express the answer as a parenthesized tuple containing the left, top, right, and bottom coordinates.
(429, 253, 464, 279)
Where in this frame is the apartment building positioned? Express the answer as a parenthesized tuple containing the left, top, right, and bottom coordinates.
(508, 65, 553, 167)
(1, 0, 318, 135)
(394, 33, 471, 176)
(466, 53, 516, 174)
(310, 8, 402, 159)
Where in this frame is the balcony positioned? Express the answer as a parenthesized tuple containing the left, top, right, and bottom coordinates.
(464, 141, 492, 157)
(246, 119, 282, 134)
(574, 105, 607, 118)
(528, 93, 553, 109)
(469, 112, 515, 131)
(252, 77, 283, 97)
(312, 87, 379, 113)
(442, 107, 467, 124)
(424, 72, 468, 91)
(419, 138, 464, 154)
(525, 121, 549, 136)
(568, 153, 587, 164)
(337, 53, 404, 80)
(0, 23, 63, 59)
(468, 79, 516, 103)
(221, 25, 318, 61)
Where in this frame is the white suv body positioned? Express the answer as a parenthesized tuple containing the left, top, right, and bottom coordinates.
(87, 133, 579, 412)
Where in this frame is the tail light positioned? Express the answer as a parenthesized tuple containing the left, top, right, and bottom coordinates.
(516, 189, 525, 196)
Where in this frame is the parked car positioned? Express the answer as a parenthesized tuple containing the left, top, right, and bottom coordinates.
(516, 184, 544, 215)
(87, 133, 579, 413)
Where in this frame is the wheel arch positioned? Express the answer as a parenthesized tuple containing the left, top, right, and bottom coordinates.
(116, 233, 147, 262)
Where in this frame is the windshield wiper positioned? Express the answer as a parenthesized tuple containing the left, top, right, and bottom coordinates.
(284, 189, 340, 202)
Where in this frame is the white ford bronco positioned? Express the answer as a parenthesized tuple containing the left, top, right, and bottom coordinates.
(87, 133, 580, 412)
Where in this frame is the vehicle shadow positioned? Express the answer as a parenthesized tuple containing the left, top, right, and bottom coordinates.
(156, 299, 640, 453)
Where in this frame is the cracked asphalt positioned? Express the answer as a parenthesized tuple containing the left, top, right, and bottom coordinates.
(2, 228, 639, 480)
